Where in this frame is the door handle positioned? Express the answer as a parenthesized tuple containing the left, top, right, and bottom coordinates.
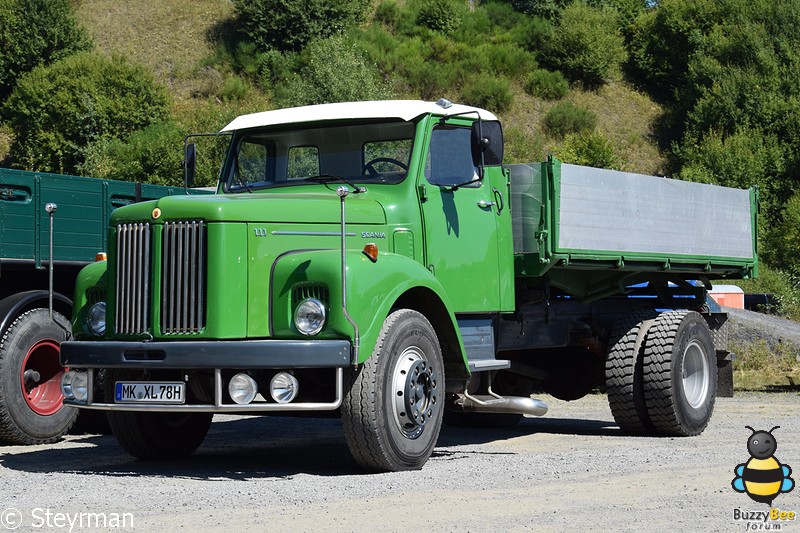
(492, 187, 504, 214)
(477, 199, 495, 208)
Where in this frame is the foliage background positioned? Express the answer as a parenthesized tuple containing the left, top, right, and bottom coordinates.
(2, 0, 800, 330)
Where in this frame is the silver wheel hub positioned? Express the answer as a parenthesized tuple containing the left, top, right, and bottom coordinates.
(392, 347, 439, 439)
(681, 339, 710, 409)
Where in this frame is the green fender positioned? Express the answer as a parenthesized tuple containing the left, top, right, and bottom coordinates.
(269, 249, 469, 373)
(70, 260, 108, 338)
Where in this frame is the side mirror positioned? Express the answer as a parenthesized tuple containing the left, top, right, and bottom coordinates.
(183, 142, 197, 188)
(471, 120, 504, 167)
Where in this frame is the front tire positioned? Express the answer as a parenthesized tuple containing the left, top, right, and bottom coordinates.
(0, 309, 77, 444)
(342, 309, 444, 472)
(642, 310, 716, 436)
(105, 371, 211, 459)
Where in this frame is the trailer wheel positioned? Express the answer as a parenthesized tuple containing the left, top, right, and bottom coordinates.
(342, 309, 444, 472)
(0, 309, 77, 444)
(105, 371, 211, 459)
(605, 310, 657, 434)
(642, 310, 716, 436)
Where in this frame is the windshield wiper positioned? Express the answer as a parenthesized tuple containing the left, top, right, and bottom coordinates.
(305, 174, 366, 193)
(233, 159, 253, 193)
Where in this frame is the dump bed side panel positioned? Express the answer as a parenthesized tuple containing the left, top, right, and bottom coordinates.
(556, 163, 755, 261)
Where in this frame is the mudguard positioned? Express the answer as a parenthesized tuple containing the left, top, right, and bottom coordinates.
(269, 249, 469, 371)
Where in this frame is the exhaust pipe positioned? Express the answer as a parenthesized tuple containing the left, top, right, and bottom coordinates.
(458, 394, 548, 417)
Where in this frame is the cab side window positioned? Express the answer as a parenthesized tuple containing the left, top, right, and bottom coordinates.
(425, 126, 478, 187)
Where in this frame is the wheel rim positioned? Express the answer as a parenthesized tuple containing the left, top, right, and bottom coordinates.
(392, 347, 439, 439)
(681, 339, 710, 409)
(20, 339, 65, 416)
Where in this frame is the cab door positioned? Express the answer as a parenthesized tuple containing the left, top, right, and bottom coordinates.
(418, 121, 503, 312)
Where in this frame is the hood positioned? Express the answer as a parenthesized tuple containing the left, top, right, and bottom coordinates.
(109, 192, 387, 225)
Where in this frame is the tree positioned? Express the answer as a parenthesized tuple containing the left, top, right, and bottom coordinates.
(0, 0, 91, 97)
(3, 52, 170, 174)
(233, 0, 370, 52)
(538, 3, 627, 88)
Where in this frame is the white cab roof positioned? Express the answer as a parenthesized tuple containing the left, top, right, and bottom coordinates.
(221, 100, 497, 132)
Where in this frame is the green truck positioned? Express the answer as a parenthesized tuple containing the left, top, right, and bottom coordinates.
(59, 100, 757, 472)
(0, 168, 198, 444)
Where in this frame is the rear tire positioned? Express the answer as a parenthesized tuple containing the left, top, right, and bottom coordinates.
(605, 310, 656, 434)
(342, 309, 444, 472)
(0, 309, 77, 444)
(642, 310, 716, 436)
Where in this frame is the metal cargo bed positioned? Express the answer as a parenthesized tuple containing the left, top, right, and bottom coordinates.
(510, 157, 758, 300)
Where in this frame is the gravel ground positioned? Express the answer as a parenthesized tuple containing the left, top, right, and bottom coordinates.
(1, 392, 798, 533)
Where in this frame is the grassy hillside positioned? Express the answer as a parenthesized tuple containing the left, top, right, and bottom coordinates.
(73, 0, 667, 173)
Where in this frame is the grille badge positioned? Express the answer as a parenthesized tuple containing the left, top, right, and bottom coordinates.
(152, 208, 161, 219)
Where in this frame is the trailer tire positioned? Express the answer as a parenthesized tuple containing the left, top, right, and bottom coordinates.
(605, 310, 657, 434)
(0, 309, 77, 444)
(342, 309, 444, 472)
(642, 310, 716, 436)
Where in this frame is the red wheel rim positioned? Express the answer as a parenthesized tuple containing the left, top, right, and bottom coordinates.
(20, 339, 65, 416)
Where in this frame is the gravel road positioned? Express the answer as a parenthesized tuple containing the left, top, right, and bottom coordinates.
(1, 392, 798, 533)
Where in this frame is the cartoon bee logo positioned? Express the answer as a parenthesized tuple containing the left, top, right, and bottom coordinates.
(732, 426, 794, 505)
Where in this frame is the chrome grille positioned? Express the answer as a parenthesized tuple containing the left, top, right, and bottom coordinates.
(161, 220, 206, 334)
(115, 223, 151, 335)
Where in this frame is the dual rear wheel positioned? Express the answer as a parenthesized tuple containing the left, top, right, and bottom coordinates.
(606, 310, 716, 436)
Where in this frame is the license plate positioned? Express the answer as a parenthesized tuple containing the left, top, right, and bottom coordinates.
(115, 382, 186, 404)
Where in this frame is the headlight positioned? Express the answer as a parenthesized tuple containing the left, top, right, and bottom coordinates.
(85, 301, 106, 336)
(61, 371, 75, 399)
(293, 298, 326, 336)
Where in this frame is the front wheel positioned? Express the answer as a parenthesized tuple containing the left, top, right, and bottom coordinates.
(105, 371, 211, 459)
(342, 309, 444, 472)
(642, 310, 716, 436)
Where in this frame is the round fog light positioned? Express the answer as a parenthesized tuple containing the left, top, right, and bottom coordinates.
(60, 371, 76, 399)
(85, 301, 107, 336)
(270, 372, 299, 404)
(294, 298, 326, 336)
(72, 372, 89, 402)
(228, 373, 258, 405)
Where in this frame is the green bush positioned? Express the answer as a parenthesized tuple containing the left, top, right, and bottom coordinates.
(511, 0, 569, 20)
(539, 3, 627, 87)
(461, 73, 513, 113)
(542, 101, 597, 138)
(233, 0, 370, 52)
(3, 52, 170, 174)
(416, 0, 464, 36)
(0, 0, 92, 97)
(220, 76, 249, 102)
(273, 35, 392, 107)
(79, 122, 184, 186)
(525, 69, 569, 100)
(554, 131, 621, 169)
(374, 0, 402, 27)
(467, 43, 536, 80)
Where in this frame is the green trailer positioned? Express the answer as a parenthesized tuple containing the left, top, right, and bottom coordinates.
(59, 100, 757, 471)
(0, 168, 201, 444)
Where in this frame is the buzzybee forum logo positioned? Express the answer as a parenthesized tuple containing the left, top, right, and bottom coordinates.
(731, 426, 796, 530)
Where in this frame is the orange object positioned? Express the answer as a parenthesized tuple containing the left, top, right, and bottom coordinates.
(708, 285, 744, 309)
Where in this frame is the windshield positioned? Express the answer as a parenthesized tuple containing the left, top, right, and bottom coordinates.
(224, 121, 415, 192)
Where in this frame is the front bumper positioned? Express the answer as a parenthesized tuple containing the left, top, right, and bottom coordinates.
(60, 339, 351, 369)
(60, 339, 350, 413)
